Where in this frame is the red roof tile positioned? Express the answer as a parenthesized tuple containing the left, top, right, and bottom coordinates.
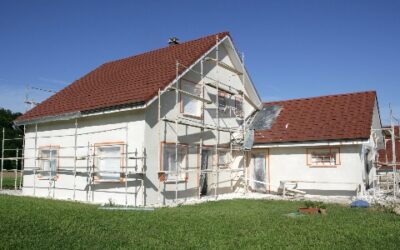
(254, 91, 377, 144)
(16, 32, 229, 123)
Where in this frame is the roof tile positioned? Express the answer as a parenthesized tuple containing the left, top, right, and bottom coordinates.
(16, 32, 229, 123)
(254, 91, 377, 144)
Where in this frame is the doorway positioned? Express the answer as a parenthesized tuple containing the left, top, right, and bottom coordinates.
(250, 151, 269, 192)
(200, 148, 212, 196)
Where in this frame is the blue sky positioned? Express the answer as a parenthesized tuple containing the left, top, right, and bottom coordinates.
(0, 0, 399, 124)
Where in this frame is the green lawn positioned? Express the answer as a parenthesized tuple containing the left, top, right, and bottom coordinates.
(0, 195, 399, 249)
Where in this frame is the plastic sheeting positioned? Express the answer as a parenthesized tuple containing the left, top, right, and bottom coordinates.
(250, 105, 281, 130)
(242, 129, 255, 151)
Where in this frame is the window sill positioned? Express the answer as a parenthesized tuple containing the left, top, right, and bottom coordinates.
(37, 175, 58, 180)
(182, 113, 202, 120)
(164, 179, 187, 184)
(308, 165, 339, 168)
(94, 179, 123, 183)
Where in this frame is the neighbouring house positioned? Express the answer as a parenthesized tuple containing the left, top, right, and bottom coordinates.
(14, 32, 262, 206)
(251, 91, 384, 196)
(12, 31, 387, 206)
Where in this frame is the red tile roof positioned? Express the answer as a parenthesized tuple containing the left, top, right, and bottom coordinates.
(16, 32, 229, 123)
(254, 91, 377, 144)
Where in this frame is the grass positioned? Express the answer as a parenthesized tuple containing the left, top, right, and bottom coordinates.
(0, 195, 399, 249)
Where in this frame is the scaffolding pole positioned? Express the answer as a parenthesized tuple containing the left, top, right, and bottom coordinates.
(0, 128, 4, 190)
(175, 60, 179, 203)
(390, 105, 398, 198)
(157, 88, 162, 205)
(215, 34, 220, 198)
(72, 118, 78, 200)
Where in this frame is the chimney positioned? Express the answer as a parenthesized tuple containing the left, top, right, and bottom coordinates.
(168, 37, 179, 46)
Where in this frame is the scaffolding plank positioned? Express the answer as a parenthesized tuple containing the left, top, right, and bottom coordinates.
(169, 86, 212, 104)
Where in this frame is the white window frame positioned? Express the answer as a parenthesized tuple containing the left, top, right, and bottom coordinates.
(161, 143, 188, 182)
(38, 146, 59, 180)
(217, 148, 231, 168)
(307, 147, 341, 167)
(94, 143, 124, 183)
(181, 79, 202, 118)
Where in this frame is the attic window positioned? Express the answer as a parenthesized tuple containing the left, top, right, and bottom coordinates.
(181, 79, 202, 118)
(307, 148, 340, 167)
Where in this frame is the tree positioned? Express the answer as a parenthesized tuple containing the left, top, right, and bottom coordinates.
(0, 108, 23, 170)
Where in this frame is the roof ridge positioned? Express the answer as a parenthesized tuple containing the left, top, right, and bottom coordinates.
(105, 31, 230, 65)
(263, 90, 376, 105)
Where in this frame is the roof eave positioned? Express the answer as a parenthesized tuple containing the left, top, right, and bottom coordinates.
(14, 101, 147, 126)
(253, 138, 370, 148)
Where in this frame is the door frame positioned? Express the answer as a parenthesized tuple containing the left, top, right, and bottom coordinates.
(199, 146, 214, 196)
(249, 149, 270, 193)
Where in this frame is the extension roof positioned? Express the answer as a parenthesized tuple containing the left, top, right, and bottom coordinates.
(16, 32, 229, 123)
(254, 91, 377, 144)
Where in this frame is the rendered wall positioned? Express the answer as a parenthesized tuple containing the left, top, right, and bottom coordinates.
(22, 109, 146, 206)
(250, 144, 365, 195)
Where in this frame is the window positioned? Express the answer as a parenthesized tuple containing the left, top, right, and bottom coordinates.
(217, 148, 230, 168)
(307, 148, 340, 167)
(162, 143, 188, 181)
(218, 91, 227, 110)
(39, 147, 59, 179)
(235, 96, 244, 117)
(181, 80, 202, 117)
(95, 144, 123, 182)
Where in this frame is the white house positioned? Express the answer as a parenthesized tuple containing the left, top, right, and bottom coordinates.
(15, 32, 262, 206)
(13, 31, 385, 206)
(251, 91, 384, 196)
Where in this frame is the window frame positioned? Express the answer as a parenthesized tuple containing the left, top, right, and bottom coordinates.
(38, 145, 60, 180)
(180, 78, 203, 119)
(306, 147, 341, 167)
(160, 142, 189, 182)
(217, 148, 231, 169)
(218, 91, 228, 111)
(93, 142, 125, 183)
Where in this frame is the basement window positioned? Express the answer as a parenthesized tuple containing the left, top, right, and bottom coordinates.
(307, 148, 340, 167)
(38, 146, 59, 179)
(94, 144, 123, 182)
(161, 143, 188, 181)
(181, 80, 202, 118)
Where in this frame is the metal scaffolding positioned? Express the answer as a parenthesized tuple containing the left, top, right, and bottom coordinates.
(156, 34, 251, 205)
(0, 123, 147, 206)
